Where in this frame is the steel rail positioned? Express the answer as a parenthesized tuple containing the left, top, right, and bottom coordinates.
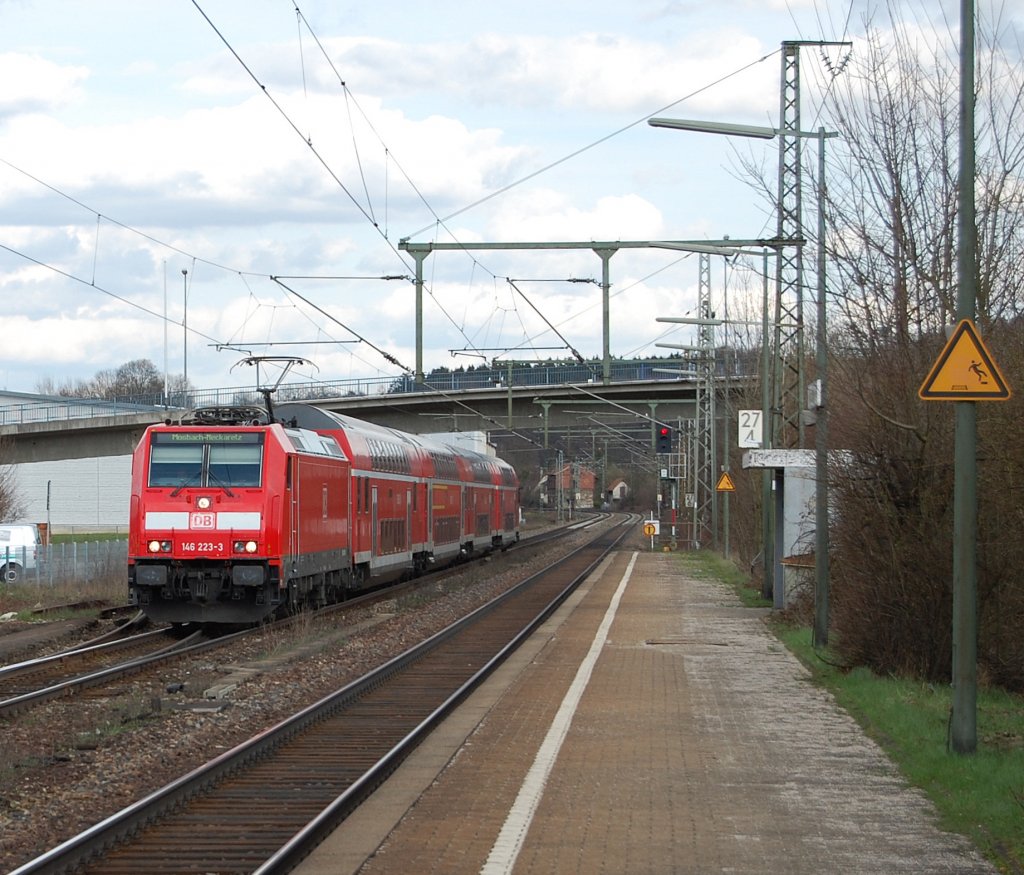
(0, 622, 165, 682)
(0, 523, 588, 720)
(0, 627, 209, 718)
(259, 515, 634, 874)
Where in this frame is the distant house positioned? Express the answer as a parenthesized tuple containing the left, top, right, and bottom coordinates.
(538, 463, 596, 509)
(606, 478, 629, 504)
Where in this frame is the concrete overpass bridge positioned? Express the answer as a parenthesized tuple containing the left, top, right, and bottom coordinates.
(1, 373, 709, 468)
(1, 367, 766, 536)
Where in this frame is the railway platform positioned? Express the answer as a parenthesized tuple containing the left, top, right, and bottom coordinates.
(296, 547, 996, 875)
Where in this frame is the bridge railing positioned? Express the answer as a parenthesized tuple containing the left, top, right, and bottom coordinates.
(0, 398, 170, 426)
(0, 359, 707, 424)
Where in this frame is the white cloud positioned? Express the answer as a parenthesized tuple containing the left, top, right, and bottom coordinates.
(0, 53, 87, 116)
(488, 190, 666, 241)
(0, 0, 959, 395)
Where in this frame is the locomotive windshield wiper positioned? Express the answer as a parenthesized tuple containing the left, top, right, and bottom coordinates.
(170, 471, 202, 497)
(207, 470, 236, 497)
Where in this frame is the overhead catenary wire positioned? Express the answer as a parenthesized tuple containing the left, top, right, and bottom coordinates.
(0, 157, 260, 279)
(405, 48, 783, 240)
(0, 241, 224, 348)
(0, 147, 426, 386)
(198, 0, 499, 363)
(287, 3, 484, 259)
(190, 0, 383, 240)
(284, 1, 507, 360)
(5, 7, 805, 419)
(270, 276, 411, 372)
(505, 279, 586, 364)
(285, 0, 789, 366)
(0, 149, 460, 391)
(8, 7, 791, 388)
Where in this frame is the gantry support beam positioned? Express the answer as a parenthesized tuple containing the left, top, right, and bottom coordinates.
(399, 237, 755, 386)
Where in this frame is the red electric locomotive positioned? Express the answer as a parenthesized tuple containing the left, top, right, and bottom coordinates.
(128, 403, 520, 625)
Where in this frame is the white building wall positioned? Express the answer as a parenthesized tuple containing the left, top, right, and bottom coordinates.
(783, 465, 816, 557)
(424, 431, 493, 456)
(11, 455, 133, 530)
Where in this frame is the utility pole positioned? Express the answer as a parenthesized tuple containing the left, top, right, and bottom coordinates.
(952, 0, 978, 755)
(774, 42, 805, 450)
(698, 254, 717, 549)
(774, 40, 850, 451)
(181, 269, 188, 397)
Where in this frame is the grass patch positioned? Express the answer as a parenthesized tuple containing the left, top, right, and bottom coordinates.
(0, 576, 125, 615)
(50, 532, 126, 544)
(675, 550, 771, 608)
(775, 623, 1024, 871)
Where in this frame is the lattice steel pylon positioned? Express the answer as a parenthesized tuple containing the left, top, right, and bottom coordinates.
(774, 41, 806, 449)
(692, 252, 716, 546)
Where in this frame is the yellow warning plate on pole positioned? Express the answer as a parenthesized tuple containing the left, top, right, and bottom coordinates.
(716, 471, 736, 492)
(919, 319, 1011, 401)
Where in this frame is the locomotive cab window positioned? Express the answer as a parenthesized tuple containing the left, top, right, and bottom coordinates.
(148, 432, 264, 489)
(148, 443, 204, 487)
(208, 443, 262, 487)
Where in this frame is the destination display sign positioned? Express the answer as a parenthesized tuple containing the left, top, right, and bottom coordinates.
(154, 432, 263, 443)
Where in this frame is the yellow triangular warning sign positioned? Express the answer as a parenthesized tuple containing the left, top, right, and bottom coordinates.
(716, 471, 736, 492)
(919, 319, 1011, 401)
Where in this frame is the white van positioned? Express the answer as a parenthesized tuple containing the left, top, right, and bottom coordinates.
(0, 524, 40, 582)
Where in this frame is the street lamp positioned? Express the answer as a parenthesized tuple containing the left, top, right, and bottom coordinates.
(181, 269, 189, 397)
(649, 116, 837, 646)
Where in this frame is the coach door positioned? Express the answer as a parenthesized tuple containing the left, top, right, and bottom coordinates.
(371, 485, 379, 557)
(427, 483, 433, 546)
(406, 488, 413, 551)
(288, 457, 299, 566)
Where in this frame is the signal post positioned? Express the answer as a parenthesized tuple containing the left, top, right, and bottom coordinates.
(654, 424, 681, 550)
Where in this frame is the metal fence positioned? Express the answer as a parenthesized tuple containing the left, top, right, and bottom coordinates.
(0, 398, 166, 426)
(2, 540, 128, 585)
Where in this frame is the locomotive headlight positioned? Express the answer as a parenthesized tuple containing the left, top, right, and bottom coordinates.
(196, 496, 212, 510)
(233, 540, 258, 554)
(148, 540, 171, 553)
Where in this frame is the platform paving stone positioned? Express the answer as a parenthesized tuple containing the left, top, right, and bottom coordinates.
(297, 550, 997, 875)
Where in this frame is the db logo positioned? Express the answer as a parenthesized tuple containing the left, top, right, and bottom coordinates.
(190, 512, 215, 529)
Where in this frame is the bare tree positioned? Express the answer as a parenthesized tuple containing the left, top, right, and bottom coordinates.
(35, 359, 193, 405)
(825, 10, 1024, 350)
(111, 359, 163, 402)
(728, 9, 1024, 687)
(816, 11, 1024, 689)
(0, 437, 26, 523)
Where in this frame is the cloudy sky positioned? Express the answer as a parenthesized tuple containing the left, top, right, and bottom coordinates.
(0, 0, 974, 397)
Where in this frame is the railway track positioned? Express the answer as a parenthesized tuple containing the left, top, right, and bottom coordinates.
(0, 519, 593, 723)
(12, 514, 635, 875)
(0, 624, 210, 718)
